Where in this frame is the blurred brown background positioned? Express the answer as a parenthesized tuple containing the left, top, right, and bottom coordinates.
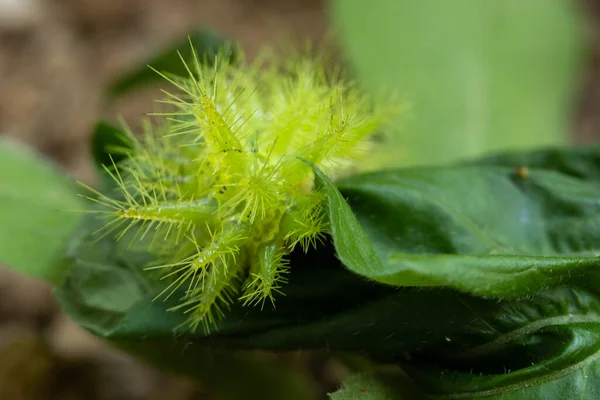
(1, 0, 600, 398)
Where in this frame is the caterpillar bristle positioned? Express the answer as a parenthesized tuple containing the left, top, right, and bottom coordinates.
(240, 243, 290, 308)
(172, 255, 245, 334)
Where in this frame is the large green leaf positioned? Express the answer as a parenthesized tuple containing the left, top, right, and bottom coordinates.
(403, 285, 600, 399)
(0, 138, 83, 284)
(91, 121, 133, 170)
(55, 214, 386, 343)
(55, 217, 318, 400)
(89, 121, 135, 191)
(55, 145, 600, 399)
(312, 160, 600, 298)
(330, 0, 586, 167)
(56, 227, 600, 399)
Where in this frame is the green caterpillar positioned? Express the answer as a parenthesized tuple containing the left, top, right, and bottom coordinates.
(81, 44, 397, 332)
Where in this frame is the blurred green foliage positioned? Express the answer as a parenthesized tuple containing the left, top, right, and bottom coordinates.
(331, 0, 587, 167)
(0, 139, 83, 284)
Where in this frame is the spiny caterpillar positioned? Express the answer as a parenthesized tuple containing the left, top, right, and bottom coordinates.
(82, 44, 396, 332)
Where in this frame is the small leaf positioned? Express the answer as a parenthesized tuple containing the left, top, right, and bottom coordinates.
(90, 121, 134, 190)
(91, 121, 133, 169)
(306, 159, 384, 278)
(0, 138, 83, 284)
(108, 28, 233, 97)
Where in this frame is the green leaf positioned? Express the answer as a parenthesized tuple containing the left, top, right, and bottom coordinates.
(55, 216, 318, 400)
(332, 164, 600, 298)
(306, 160, 384, 278)
(55, 146, 600, 398)
(54, 213, 383, 341)
(331, 0, 586, 167)
(56, 229, 600, 398)
(0, 138, 83, 284)
(90, 121, 134, 190)
(91, 121, 132, 169)
(402, 285, 600, 399)
(108, 28, 233, 97)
